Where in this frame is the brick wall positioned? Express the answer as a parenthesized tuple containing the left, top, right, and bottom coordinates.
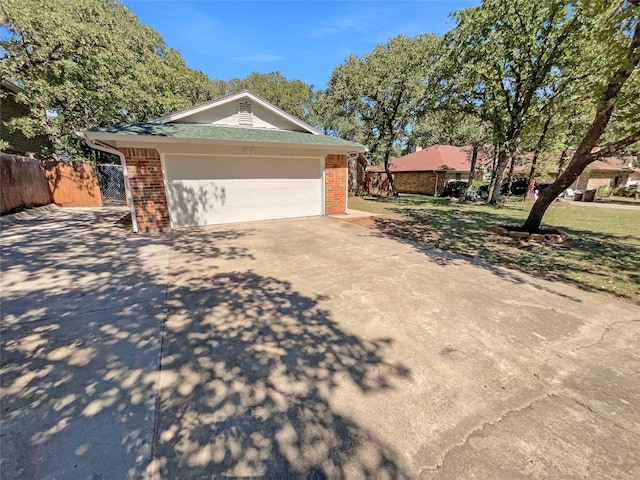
(393, 172, 447, 195)
(119, 147, 170, 232)
(325, 154, 347, 214)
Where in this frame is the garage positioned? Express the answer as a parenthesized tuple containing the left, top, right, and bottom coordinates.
(80, 90, 365, 232)
(164, 154, 323, 227)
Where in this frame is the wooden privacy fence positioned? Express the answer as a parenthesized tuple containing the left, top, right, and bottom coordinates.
(44, 160, 102, 208)
(1, 154, 51, 214)
(1, 154, 102, 214)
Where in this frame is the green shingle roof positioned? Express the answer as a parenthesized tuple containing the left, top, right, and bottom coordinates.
(89, 122, 363, 148)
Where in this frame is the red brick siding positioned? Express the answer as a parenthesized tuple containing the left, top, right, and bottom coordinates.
(325, 154, 347, 214)
(119, 147, 170, 232)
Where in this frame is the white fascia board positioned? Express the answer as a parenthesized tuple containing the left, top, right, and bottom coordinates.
(150, 90, 320, 135)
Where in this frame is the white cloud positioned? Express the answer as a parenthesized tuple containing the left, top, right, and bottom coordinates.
(309, 15, 367, 38)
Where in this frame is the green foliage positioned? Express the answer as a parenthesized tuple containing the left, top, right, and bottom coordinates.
(440, 0, 579, 202)
(409, 110, 488, 150)
(0, 0, 220, 154)
(612, 186, 640, 197)
(319, 34, 441, 191)
(441, 181, 468, 198)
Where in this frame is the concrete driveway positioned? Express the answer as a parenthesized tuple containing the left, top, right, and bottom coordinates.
(1, 207, 639, 478)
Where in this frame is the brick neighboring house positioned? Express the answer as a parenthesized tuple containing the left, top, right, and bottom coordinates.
(571, 157, 640, 191)
(1, 81, 52, 156)
(80, 90, 365, 232)
(367, 145, 492, 196)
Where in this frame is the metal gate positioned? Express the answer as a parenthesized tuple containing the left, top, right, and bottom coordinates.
(96, 164, 126, 205)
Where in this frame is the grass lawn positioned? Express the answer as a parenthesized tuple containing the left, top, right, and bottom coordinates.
(347, 194, 640, 304)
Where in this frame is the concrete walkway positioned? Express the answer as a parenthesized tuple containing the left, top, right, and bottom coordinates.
(1, 208, 639, 478)
(560, 198, 640, 210)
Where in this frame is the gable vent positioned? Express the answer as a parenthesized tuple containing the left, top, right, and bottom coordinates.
(238, 101, 253, 126)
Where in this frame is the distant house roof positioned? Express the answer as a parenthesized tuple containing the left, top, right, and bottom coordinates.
(366, 145, 638, 175)
(367, 145, 490, 173)
(588, 156, 638, 172)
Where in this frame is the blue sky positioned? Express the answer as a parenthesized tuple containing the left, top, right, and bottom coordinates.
(122, 0, 479, 89)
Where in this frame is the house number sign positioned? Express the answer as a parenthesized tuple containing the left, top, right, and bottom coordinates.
(244, 147, 266, 155)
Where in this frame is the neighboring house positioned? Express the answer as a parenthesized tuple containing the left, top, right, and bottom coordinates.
(367, 145, 493, 196)
(571, 157, 640, 191)
(0, 81, 52, 156)
(80, 90, 365, 232)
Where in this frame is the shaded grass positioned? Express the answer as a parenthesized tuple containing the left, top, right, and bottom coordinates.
(348, 195, 640, 304)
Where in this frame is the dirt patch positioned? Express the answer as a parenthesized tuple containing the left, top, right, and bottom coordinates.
(341, 214, 440, 244)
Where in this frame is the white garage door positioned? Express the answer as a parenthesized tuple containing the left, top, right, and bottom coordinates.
(163, 155, 323, 227)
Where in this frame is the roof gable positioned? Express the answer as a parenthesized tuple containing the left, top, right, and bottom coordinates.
(151, 90, 318, 134)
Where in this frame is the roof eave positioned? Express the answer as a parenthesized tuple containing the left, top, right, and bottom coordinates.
(81, 130, 365, 154)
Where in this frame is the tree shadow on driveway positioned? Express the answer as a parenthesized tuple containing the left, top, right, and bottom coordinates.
(346, 210, 590, 304)
(0, 209, 257, 479)
(152, 269, 411, 477)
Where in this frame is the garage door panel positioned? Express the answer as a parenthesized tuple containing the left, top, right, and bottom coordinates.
(164, 155, 323, 227)
(168, 157, 318, 181)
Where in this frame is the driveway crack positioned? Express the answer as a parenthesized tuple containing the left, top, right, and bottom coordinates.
(147, 231, 173, 475)
(574, 319, 640, 352)
(557, 393, 640, 440)
(422, 392, 554, 474)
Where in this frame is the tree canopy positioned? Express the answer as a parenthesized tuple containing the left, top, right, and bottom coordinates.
(318, 34, 441, 195)
(0, 0, 219, 154)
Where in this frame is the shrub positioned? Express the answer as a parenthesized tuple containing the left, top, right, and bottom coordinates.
(597, 185, 613, 197)
(441, 180, 468, 197)
(612, 186, 639, 197)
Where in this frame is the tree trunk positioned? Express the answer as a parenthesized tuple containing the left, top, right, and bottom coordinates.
(555, 149, 568, 180)
(384, 155, 398, 197)
(527, 113, 553, 197)
(488, 147, 509, 204)
(523, 20, 640, 231)
(505, 155, 516, 198)
(523, 152, 593, 231)
(465, 144, 479, 200)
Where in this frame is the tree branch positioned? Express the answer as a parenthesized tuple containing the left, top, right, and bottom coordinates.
(591, 129, 640, 158)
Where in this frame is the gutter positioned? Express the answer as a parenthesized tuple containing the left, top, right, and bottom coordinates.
(76, 131, 139, 233)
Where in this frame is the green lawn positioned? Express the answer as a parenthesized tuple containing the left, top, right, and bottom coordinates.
(348, 194, 640, 304)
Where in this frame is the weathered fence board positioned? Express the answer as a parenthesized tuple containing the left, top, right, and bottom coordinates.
(0, 154, 51, 214)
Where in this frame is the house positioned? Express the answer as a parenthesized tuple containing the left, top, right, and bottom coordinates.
(367, 145, 492, 195)
(571, 156, 640, 191)
(80, 90, 365, 232)
(1, 81, 52, 156)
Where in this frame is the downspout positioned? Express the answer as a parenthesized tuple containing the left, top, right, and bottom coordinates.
(76, 132, 139, 233)
(347, 152, 359, 214)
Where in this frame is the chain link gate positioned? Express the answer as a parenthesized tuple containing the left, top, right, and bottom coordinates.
(96, 164, 126, 205)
